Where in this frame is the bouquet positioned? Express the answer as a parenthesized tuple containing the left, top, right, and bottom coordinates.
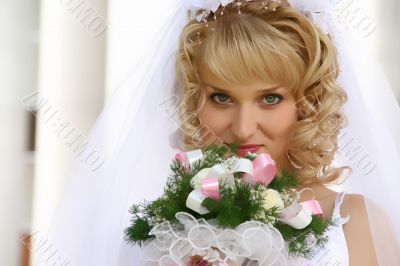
(124, 144, 336, 265)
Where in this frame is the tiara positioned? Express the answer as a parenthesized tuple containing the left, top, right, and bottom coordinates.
(186, 0, 336, 35)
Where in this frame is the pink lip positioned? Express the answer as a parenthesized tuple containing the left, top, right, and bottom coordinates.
(237, 145, 263, 157)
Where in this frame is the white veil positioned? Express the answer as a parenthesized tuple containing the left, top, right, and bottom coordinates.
(329, 21, 400, 265)
(35, 0, 400, 265)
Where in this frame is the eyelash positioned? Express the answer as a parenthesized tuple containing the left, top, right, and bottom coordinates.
(208, 93, 283, 106)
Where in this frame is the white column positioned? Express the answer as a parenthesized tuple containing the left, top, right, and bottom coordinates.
(30, 0, 106, 264)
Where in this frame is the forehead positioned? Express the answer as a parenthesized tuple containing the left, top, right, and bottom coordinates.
(199, 62, 286, 94)
(200, 60, 271, 82)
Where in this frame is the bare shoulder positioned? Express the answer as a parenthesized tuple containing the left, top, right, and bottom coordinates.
(340, 194, 372, 226)
(340, 193, 379, 265)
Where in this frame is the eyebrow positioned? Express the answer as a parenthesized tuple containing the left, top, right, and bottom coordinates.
(205, 84, 282, 94)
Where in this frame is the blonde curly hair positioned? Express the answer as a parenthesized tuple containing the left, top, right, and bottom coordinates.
(175, 0, 351, 187)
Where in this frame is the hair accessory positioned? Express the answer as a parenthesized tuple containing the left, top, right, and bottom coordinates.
(187, 0, 335, 35)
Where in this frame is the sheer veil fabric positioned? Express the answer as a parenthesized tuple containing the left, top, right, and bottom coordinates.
(36, 1, 400, 265)
(329, 25, 400, 264)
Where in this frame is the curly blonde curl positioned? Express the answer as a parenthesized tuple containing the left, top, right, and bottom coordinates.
(175, 0, 351, 187)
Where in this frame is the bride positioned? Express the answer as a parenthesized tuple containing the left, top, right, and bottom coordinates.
(175, 3, 377, 263)
(37, 0, 400, 265)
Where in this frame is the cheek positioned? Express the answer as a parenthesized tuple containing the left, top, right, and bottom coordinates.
(198, 103, 230, 133)
(260, 103, 297, 163)
(260, 102, 298, 139)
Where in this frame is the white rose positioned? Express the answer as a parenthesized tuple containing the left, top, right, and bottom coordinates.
(260, 187, 284, 211)
(191, 168, 212, 189)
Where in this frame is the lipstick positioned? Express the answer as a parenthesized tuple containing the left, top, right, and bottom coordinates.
(237, 144, 263, 157)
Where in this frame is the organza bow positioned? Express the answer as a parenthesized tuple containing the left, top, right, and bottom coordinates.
(141, 212, 288, 265)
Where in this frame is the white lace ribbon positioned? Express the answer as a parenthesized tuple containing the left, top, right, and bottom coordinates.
(141, 212, 289, 265)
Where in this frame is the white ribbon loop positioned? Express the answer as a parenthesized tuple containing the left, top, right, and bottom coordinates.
(279, 203, 312, 229)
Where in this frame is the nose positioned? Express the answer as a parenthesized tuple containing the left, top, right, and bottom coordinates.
(230, 104, 259, 141)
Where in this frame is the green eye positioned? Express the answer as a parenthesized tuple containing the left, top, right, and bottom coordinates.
(263, 94, 283, 105)
(210, 93, 230, 104)
(208, 93, 283, 106)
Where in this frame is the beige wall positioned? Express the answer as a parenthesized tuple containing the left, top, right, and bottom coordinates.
(0, 1, 39, 265)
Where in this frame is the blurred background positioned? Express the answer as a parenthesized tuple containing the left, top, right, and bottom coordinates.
(0, 0, 399, 265)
